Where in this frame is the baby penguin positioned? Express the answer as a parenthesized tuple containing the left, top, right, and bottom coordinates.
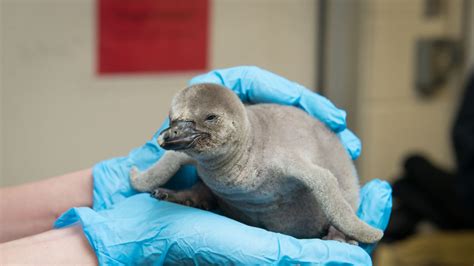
(130, 83, 383, 244)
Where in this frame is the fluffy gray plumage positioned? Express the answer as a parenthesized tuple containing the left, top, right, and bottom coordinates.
(130, 83, 383, 244)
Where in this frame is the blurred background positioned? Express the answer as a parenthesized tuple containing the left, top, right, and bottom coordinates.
(1, 0, 473, 264)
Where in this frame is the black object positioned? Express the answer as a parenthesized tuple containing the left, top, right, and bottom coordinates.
(452, 72, 474, 215)
(384, 72, 474, 242)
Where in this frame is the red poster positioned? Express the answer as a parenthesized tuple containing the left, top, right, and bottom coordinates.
(98, 0, 209, 74)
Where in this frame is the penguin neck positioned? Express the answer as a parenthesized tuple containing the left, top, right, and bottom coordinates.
(198, 117, 253, 177)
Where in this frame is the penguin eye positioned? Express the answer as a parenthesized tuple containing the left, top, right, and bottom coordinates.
(205, 114, 218, 122)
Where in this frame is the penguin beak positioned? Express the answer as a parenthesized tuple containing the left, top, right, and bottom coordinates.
(157, 121, 205, 150)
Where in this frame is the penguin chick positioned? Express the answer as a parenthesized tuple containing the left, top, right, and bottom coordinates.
(130, 83, 383, 244)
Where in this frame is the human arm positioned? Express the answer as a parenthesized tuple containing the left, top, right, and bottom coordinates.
(0, 168, 93, 243)
(0, 225, 97, 265)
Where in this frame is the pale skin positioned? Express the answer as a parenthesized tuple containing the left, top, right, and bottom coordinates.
(0, 168, 98, 265)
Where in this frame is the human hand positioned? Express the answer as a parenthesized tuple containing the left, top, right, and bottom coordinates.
(55, 179, 391, 265)
(92, 66, 360, 211)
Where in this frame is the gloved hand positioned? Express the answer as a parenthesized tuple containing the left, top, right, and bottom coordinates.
(59, 66, 390, 265)
(92, 66, 361, 211)
(55, 179, 392, 265)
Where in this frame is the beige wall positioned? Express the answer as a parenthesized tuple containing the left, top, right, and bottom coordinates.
(355, 0, 465, 182)
(325, 0, 360, 130)
(0, 0, 317, 186)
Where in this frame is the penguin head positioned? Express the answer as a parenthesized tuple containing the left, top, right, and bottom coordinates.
(158, 83, 249, 159)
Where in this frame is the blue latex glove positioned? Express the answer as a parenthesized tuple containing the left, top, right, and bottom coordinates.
(55, 179, 392, 265)
(92, 66, 361, 211)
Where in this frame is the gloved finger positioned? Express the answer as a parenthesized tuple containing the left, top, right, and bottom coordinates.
(189, 66, 347, 133)
(357, 179, 393, 253)
(55, 194, 371, 265)
(92, 118, 198, 211)
(337, 129, 362, 160)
